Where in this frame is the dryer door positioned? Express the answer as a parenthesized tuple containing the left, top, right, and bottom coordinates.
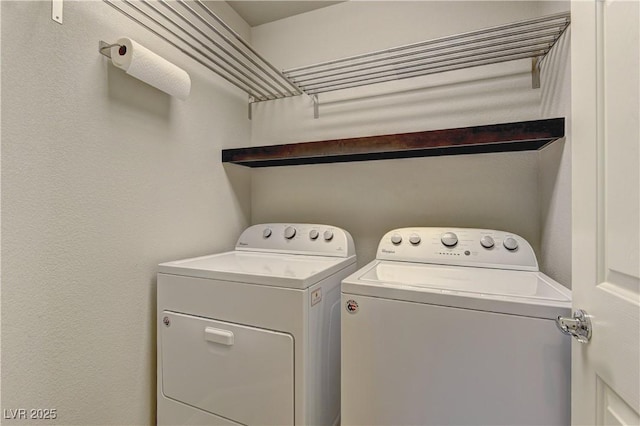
(161, 311, 294, 425)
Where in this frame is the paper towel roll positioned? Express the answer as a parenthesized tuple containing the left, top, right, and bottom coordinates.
(110, 37, 191, 100)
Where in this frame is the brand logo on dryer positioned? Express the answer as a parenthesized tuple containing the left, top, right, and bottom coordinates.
(381, 249, 396, 254)
(346, 299, 359, 314)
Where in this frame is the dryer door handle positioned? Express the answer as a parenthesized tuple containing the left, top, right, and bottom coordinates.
(204, 327, 235, 346)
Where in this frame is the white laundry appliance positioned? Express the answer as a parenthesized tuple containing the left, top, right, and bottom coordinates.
(341, 227, 571, 426)
(157, 223, 356, 426)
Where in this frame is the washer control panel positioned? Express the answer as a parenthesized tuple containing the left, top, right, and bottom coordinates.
(236, 223, 355, 258)
(377, 227, 538, 271)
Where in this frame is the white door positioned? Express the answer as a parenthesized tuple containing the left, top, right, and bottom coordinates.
(571, 0, 640, 424)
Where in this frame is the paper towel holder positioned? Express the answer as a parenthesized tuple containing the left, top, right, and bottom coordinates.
(99, 40, 124, 59)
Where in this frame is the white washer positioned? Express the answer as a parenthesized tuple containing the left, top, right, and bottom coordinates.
(157, 223, 356, 426)
(341, 227, 571, 426)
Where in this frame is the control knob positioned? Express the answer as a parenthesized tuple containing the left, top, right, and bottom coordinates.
(390, 233, 403, 245)
(263, 228, 272, 238)
(309, 229, 319, 240)
(409, 234, 421, 245)
(324, 230, 334, 241)
(284, 226, 297, 240)
(441, 232, 458, 247)
(503, 237, 519, 251)
(480, 235, 495, 249)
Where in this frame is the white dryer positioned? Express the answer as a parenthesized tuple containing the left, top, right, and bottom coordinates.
(157, 223, 356, 426)
(341, 227, 571, 426)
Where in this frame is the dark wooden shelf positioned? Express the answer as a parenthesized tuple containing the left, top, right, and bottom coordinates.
(222, 118, 565, 168)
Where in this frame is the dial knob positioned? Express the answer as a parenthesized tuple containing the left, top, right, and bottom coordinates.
(284, 226, 297, 240)
(390, 233, 403, 245)
(480, 235, 494, 249)
(309, 229, 319, 240)
(263, 228, 272, 238)
(503, 237, 519, 251)
(409, 234, 421, 245)
(441, 232, 458, 247)
(323, 230, 334, 241)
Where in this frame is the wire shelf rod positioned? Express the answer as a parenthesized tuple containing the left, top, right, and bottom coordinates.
(299, 46, 550, 91)
(285, 11, 569, 74)
(103, 0, 268, 99)
(304, 51, 543, 95)
(192, 0, 303, 95)
(143, 0, 287, 99)
(537, 19, 570, 68)
(175, 0, 297, 95)
(291, 37, 557, 86)
(286, 24, 565, 80)
(303, 49, 547, 92)
(304, 48, 545, 92)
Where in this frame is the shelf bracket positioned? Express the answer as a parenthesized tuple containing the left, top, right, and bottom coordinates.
(531, 56, 541, 89)
(52, 0, 63, 24)
(312, 95, 319, 119)
(248, 96, 254, 120)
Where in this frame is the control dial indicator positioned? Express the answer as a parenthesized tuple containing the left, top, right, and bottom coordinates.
(323, 230, 334, 241)
(262, 228, 272, 238)
(503, 237, 519, 251)
(409, 234, 421, 245)
(441, 232, 458, 247)
(480, 235, 495, 249)
(284, 226, 297, 240)
(390, 234, 403, 245)
(309, 229, 319, 240)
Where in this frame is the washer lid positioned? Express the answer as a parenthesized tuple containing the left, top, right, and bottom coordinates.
(159, 251, 356, 289)
(342, 261, 571, 319)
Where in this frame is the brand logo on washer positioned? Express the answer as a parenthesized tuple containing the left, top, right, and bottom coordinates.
(346, 299, 359, 314)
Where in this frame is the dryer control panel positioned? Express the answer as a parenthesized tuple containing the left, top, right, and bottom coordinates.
(236, 223, 355, 258)
(377, 228, 538, 271)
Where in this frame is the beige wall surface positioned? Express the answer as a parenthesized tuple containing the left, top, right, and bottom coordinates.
(1, 1, 251, 424)
(248, 0, 572, 286)
(537, 0, 572, 287)
(539, 28, 572, 287)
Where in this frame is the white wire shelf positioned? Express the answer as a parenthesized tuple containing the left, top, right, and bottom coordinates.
(283, 12, 570, 96)
(103, 0, 303, 102)
(103, 3, 569, 118)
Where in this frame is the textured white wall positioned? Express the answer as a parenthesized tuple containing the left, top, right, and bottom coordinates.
(539, 24, 572, 287)
(1, 1, 251, 424)
(248, 1, 568, 269)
